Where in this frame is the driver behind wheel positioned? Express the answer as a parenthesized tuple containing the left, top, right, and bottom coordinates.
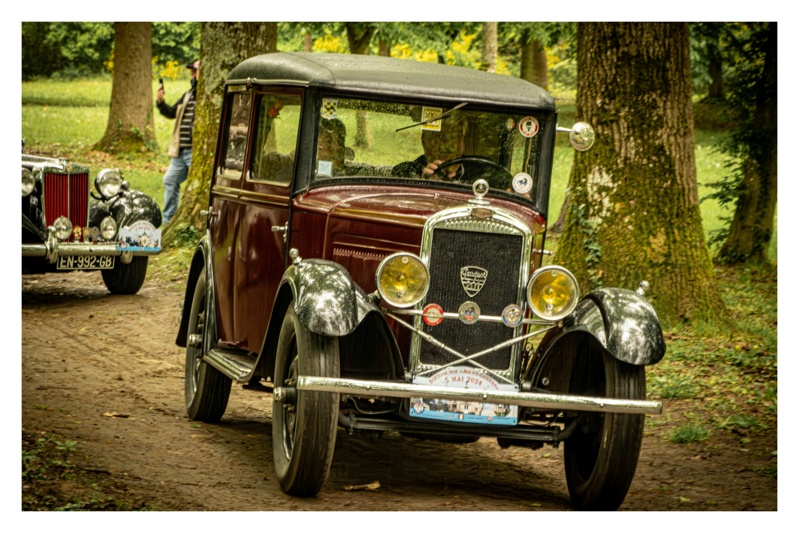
(393, 114, 467, 179)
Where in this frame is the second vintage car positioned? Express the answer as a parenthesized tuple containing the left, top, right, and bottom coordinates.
(22, 149, 162, 294)
(175, 52, 666, 510)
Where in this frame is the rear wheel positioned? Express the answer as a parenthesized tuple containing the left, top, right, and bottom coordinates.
(563, 337, 646, 510)
(272, 305, 340, 496)
(102, 256, 148, 294)
(184, 270, 231, 422)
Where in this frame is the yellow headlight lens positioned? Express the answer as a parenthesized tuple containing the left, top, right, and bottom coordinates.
(527, 266, 579, 320)
(376, 253, 430, 308)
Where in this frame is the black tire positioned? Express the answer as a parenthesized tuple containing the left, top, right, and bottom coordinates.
(101, 256, 148, 294)
(272, 305, 340, 496)
(563, 337, 646, 511)
(184, 270, 231, 422)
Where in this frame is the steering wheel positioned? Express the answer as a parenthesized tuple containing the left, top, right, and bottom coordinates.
(433, 156, 513, 189)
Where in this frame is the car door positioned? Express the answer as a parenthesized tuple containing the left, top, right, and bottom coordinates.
(209, 87, 252, 348)
(233, 89, 302, 351)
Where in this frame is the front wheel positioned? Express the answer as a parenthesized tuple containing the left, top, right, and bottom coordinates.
(184, 270, 231, 422)
(102, 256, 148, 294)
(563, 337, 646, 510)
(272, 305, 340, 496)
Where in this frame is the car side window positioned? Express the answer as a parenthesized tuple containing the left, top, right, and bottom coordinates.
(251, 92, 302, 184)
(219, 91, 252, 179)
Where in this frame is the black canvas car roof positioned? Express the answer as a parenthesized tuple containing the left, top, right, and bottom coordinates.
(226, 52, 555, 110)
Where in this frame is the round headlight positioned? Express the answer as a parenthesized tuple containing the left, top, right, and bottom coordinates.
(53, 217, 73, 241)
(375, 253, 430, 308)
(527, 266, 580, 320)
(95, 168, 123, 198)
(100, 216, 117, 240)
(22, 168, 35, 196)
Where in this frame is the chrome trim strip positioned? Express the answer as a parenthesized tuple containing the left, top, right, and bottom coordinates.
(22, 242, 159, 261)
(290, 376, 663, 415)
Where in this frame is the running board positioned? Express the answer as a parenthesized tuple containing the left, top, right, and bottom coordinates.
(204, 348, 257, 382)
(286, 376, 662, 415)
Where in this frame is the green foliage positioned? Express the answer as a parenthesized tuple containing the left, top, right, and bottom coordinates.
(152, 22, 200, 68)
(23, 22, 115, 80)
(669, 423, 710, 443)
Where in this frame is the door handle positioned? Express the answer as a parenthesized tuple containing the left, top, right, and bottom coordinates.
(271, 224, 287, 243)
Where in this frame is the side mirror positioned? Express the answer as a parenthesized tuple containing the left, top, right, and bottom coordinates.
(557, 122, 595, 151)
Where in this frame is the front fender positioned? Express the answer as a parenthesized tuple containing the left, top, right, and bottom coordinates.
(281, 258, 380, 337)
(537, 288, 666, 366)
(90, 189, 163, 229)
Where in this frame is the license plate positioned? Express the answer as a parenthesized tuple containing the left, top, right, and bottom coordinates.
(57, 255, 115, 270)
(410, 367, 519, 426)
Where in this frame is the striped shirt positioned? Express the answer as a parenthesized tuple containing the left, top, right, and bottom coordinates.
(179, 91, 196, 149)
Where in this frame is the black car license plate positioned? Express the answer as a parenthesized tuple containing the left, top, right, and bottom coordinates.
(57, 256, 115, 270)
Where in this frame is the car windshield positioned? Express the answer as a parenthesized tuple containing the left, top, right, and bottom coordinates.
(313, 96, 549, 200)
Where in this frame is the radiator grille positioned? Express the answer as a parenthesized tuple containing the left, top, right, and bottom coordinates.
(419, 229, 524, 370)
(43, 172, 89, 239)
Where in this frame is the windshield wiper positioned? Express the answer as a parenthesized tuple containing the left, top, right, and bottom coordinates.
(395, 102, 469, 132)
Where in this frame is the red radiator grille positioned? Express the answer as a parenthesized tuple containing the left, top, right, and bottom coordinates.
(43, 172, 89, 239)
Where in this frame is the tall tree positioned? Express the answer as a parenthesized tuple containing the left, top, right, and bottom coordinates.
(555, 22, 728, 327)
(708, 22, 777, 264)
(345, 23, 378, 149)
(93, 23, 155, 154)
(163, 22, 278, 242)
(481, 22, 498, 73)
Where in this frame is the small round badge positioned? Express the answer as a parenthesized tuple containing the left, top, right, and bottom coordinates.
(458, 301, 481, 324)
(519, 116, 539, 138)
(502, 304, 524, 328)
(512, 172, 533, 194)
(422, 304, 445, 326)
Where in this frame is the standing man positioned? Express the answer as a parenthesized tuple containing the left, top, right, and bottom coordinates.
(156, 60, 199, 225)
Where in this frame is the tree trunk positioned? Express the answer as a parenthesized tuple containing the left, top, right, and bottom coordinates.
(345, 23, 375, 149)
(717, 22, 777, 264)
(303, 31, 313, 52)
(555, 22, 728, 327)
(378, 38, 391, 57)
(93, 23, 155, 154)
(163, 22, 277, 244)
(482, 22, 498, 73)
(520, 32, 548, 90)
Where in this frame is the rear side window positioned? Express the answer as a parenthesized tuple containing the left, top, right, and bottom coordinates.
(219, 91, 252, 179)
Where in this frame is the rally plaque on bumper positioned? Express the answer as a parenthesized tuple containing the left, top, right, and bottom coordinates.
(410, 367, 519, 425)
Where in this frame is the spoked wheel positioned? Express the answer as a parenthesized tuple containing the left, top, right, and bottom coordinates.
(564, 336, 646, 510)
(272, 305, 340, 496)
(184, 269, 231, 422)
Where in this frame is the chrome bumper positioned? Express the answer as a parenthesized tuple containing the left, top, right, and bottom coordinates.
(22, 241, 159, 263)
(280, 376, 663, 416)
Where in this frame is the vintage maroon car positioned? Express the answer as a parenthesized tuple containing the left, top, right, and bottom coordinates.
(175, 52, 666, 510)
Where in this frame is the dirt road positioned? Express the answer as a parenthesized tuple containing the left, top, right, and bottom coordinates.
(21, 271, 777, 512)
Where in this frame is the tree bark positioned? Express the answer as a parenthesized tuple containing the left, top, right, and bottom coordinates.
(94, 23, 155, 154)
(718, 22, 777, 264)
(345, 23, 375, 149)
(163, 22, 278, 243)
(482, 22, 498, 73)
(555, 22, 728, 327)
(520, 31, 548, 90)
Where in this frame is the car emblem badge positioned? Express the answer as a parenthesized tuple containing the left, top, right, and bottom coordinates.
(422, 304, 445, 327)
(458, 301, 481, 324)
(502, 304, 524, 328)
(460, 266, 487, 297)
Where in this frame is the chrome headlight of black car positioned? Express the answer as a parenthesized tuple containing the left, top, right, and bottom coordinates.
(95, 168, 123, 198)
(22, 167, 35, 196)
(527, 266, 580, 321)
(376, 252, 430, 308)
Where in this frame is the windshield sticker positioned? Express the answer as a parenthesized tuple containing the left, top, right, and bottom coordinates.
(420, 107, 443, 132)
(118, 221, 161, 252)
(411, 367, 519, 425)
(506, 118, 516, 131)
(519, 116, 539, 138)
(512, 172, 534, 194)
(317, 160, 333, 176)
(321, 98, 338, 120)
